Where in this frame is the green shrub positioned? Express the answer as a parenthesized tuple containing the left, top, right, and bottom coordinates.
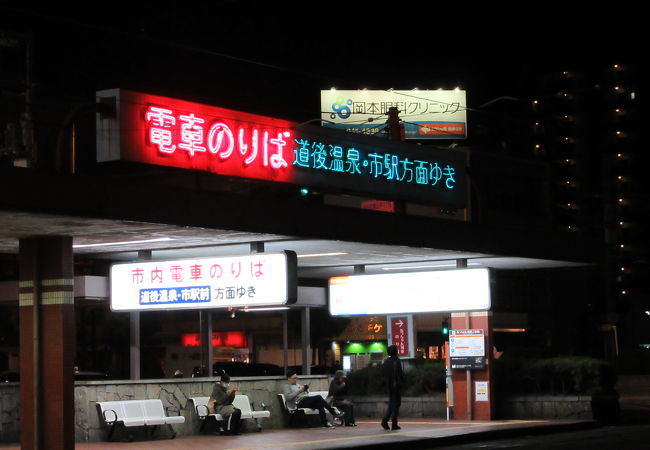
(346, 361, 446, 396)
(494, 355, 617, 395)
(345, 357, 616, 397)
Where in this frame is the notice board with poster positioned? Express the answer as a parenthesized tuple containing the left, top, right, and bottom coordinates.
(449, 329, 485, 370)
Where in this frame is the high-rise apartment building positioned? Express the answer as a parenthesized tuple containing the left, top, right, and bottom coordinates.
(527, 63, 645, 350)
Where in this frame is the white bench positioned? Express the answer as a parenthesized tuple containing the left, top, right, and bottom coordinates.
(278, 391, 342, 427)
(191, 395, 271, 433)
(189, 396, 225, 433)
(97, 399, 184, 441)
(233, 394, 270, 431)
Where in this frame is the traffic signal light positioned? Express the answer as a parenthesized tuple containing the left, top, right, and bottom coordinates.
(442, 319, 449, 335)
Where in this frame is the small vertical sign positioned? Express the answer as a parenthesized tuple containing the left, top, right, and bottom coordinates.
(475, 381, 489, 402)
(387, 314, 415, 358)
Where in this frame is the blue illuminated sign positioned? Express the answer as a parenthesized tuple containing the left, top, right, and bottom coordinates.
(293, 138, 457, 190)
(291, 125, 466, 207)
(139, 286, 211, 305)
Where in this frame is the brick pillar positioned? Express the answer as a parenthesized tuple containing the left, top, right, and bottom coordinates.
(19, 236, 75, 449)
(450, 311, 494, 420)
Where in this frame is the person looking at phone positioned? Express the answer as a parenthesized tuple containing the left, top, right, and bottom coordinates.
(208, 374, 242, 435)
(282, 370, 342, 428)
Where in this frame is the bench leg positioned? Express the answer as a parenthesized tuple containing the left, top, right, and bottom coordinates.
(149, 425, 159, 438)
(217, 419, 226, 435)
(107, 423, 117, 441)
(255, 418, 262, 431)
(167, 423, 177, 439)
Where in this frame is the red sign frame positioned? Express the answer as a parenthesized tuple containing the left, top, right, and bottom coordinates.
(389, 316, 411, 357)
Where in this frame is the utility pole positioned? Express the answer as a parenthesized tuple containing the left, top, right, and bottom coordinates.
(386, 106, 404, 141)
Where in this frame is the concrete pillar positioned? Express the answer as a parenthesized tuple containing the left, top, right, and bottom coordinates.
(19, 236, 75, 449)
(450, 311, 494, 420)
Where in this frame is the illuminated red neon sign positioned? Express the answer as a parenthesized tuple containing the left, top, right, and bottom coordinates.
(181, 332, 247, 348)
(100, 90, 298, 184)
(96, 89, 468, 207)
(144, 105, 292, 169)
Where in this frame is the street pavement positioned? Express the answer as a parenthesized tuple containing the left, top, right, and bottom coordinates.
(0, 418, 598, 449)
(1, 393, 647, 449)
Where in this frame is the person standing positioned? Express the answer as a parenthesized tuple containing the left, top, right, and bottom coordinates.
(328, 370, 356, 426)
(208, 374, 242, 435)
(381, 344, 404, 430)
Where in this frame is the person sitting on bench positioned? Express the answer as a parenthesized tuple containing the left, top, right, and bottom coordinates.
(209, 374, 242, 435)
(282, 370, 343, 428)
(328, 370, 356, 426)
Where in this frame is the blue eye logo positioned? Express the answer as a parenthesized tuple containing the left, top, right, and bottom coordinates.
(330, 97, 353, 120)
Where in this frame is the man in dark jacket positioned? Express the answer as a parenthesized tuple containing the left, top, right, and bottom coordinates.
(209, 374, 242, 435)
(381, 344, 404, 430)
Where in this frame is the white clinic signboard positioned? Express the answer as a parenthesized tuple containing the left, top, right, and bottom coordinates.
(110, 251, 297, 311)
(321, 89, 467, 140)
(328, 268, 490, 316)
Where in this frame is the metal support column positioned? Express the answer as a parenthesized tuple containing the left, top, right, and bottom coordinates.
(200, 310, 213, 377)
(130, 250, 151, 380)
(301, 307, 311, 375)
(129, 312, 141, 380)
(250, 241, 265, 254)
(282, 310, 289, 376)
(457, 258, 470, 420)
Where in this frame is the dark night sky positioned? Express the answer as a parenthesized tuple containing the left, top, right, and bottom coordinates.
(0, 2, 643, 122)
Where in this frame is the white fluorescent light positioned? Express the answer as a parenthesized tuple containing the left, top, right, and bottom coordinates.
(297, 252, 348, 258)
(330, 268, 491, 315)
(382, 263, 480, 270)
(73, 237, 174, 248)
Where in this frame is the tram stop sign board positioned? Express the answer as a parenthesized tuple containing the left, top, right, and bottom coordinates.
(449, 329, 485, 370)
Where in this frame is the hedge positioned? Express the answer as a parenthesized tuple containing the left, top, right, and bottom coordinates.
(494, 355, 617, 395)
(345, 361, 446, 396)
(344, 356, 616, 396)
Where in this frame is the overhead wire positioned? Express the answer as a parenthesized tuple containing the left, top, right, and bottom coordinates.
(2, 6, 550, 133)
(0, 5, 335, 81)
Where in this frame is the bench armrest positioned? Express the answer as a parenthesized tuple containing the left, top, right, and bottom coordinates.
(166, 406, 181, 416)
(196, 404, 210, 418)
(102, 409, 118, 424)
